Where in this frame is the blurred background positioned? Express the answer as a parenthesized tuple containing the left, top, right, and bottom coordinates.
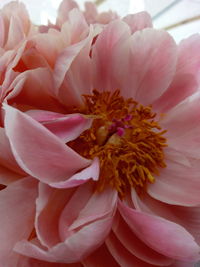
(0, 0, 200, 43)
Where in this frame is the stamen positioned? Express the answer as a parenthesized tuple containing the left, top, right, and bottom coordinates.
(69, 90, 167, 197)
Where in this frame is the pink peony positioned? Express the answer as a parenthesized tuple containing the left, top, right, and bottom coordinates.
(0, 1, 200, 267)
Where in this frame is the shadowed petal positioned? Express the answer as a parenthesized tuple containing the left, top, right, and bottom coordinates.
(118, 201, 200, 262)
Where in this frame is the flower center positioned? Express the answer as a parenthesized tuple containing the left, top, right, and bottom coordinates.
(69, 90, 167, 197)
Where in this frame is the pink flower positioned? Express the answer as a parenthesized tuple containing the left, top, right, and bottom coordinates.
(0, 1, 200, 267)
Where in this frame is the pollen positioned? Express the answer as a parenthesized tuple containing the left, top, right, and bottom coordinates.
(69, 90, 167, 197)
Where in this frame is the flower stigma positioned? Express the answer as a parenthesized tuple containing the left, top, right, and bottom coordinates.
(69, 90, 167, 197)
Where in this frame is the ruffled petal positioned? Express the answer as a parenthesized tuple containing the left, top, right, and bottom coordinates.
(106, 231, 155, 267)
(154, 34, 200, 112)
(0, 177, 38, 266)
(132, 190, 200, 246)
(14, 217, 113, 263)
(123, 12, 152, 34)
(56, 0, 79, 27)
(112, 212, 173, 266)
(111, 28, 177, 103)
(19, 182, 117, 263)
(4, 105, 90, 183)
(118, 201, 200, 262)
(6, 68, 62, 112)
(91, 20, 131, 92)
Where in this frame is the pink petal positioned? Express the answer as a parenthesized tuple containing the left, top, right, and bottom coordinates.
(153, 73, 198, 113)
(147, 147, 200, 206)
(4, 104, 90, 183)
(0, 164, 22, 185)
(118, 201, 200, 261)
(148, 157, 200, 206)
(35, 182, 75, 248)
(56, 0, 79, 27)
(50, 158, 99, 188)
(112, 213, 173, 266)
(177, 34, 200, 82)
(154, 34, 200, 112)
(83, 243, 119, 267)
(18, 255, 81, 267)
(14, 217, 113, 263)
(54, 28, 96, 107)
(54, 42, 88, 103)
(5, 68, 62, 112)
(28, 110, 93, 143)
(66, 186, 117, 232)
(111, 28, 177, 103)
(0, 127, 25, 175)
(91, 20, 131, 92)
(106, 231, 155, 267)
(0, 177, 38, 266)
(169, 261, 197, 267)
(0, 14, 5, 47)
(132, 190, 200, 247)
(5, 15, 24, 50)
(123, 12, 152, 34)
(160, 93, 200, 158)
(67, 8, 88, 44)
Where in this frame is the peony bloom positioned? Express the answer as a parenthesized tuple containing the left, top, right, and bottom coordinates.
(0, 1, 200, 267)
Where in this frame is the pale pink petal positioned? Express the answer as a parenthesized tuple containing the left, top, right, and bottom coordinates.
(83, 2, 98, 24)
(50, 158, 99, 188)
(54, 29, 93, 99)
(177, 34, 200, 82)
(66, 186, 117, 232)
(56, 0, 79, 27)
(5, 15, 25, 50)
(91, 20, 131, 92)
(148, 158, 200, 206)
(26, 110, 66, 122)
(118, 201, 200, 261)
(112, 213, 173, 266)
(106, 231, 155, 267)
(153, 73, 198, 113)
(0, 177, 38, 266)
(4, 105, 90, 183)
(0, 15, 5, 47)
(123, 12, 152, 34)
(27, 110, 93, 143)
(154, 34, 200, 112)
(83, 243, 119, 267)
(14, 217, 113, 263)
(111, 28, 177, 103)
(147, 147, 200, 206)
(58, 182, 95, 241)
(44, 113, 92, 143)
(160, 93, 200, 158)
(132, 190, 200, 246)
(35, 182, 75, 248)
(31, 31, 65, 68)
(67, 8, 88, 44)
(54, 27, 97, 107)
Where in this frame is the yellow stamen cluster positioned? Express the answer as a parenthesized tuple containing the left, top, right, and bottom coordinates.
(69, 90, 167, 197)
